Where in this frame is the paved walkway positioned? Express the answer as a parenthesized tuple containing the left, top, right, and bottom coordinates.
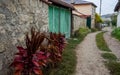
(103, 27, 120, 60)
(75, 32, 110, 75)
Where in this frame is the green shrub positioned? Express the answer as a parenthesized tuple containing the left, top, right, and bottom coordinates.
(91, 28, 98, 32)
(74, 28, 90, 38)
(102, 53, 117, 61)
(112, 27, 120, 41)
(106, 61, 120, 75)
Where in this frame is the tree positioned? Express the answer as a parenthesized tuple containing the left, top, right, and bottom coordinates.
(95, 13, 103, 30)
(111, 14, 117, 26)
(95, 13, 103, 23)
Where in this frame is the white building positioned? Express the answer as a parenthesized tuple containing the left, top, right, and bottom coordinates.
(114, 0, 120, 27)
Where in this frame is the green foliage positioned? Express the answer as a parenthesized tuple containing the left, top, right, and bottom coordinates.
(96, 32, 111, 52)
(74, 28, 90, 39)
(112, 27, 120, 41)
(91, 28, 98, 32)
(106, 61, 120, 75)
(95, 13, 103, 23)
(111, 14, 117, 26)
(102, 53, 117, 61)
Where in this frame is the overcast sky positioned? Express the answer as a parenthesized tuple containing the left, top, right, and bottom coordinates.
(85, 0, 118, 15)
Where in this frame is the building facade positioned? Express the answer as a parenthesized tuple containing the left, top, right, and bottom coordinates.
(64, 0, 97, 28)
(114, 0, 120, 27)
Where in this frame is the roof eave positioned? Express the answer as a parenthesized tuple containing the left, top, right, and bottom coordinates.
(114, 1, 120, 12)
(49, 0, 75, 10)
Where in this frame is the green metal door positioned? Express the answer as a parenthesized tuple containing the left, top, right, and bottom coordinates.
(49, 5, 71, 38)
(87, 16, 91, 29)
(60, 8, 71, 38)
(49, 5, 60, 33)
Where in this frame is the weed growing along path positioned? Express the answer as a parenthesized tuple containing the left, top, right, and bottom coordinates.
(75, 32, 110, 75)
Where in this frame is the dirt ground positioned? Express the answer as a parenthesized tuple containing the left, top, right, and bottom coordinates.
(103, 27, 120, 60)
(75, 32, 110, 75)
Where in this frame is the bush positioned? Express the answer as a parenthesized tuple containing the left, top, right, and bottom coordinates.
(74, 28, 90, 38)
(112, 27, 120, 41)
(91, 28, 98, 32)
(11, 28, 66, 75)
(101, 53, 117, 61)
(106, 61, 120, 75)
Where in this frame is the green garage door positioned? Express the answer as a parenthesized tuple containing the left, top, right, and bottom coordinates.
(49, 5, 71, 38)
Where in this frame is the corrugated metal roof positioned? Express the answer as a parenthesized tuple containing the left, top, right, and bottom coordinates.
(48, 0, 75, 10)
(114, 0, 120, 11)
(63, 0, 97, 7)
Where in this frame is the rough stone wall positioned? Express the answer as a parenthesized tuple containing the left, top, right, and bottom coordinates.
(0, 0, 48, 75)
(73, 14, 86, 32)
(91, 6, 96, 28)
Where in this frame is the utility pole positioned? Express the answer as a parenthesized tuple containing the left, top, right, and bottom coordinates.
(99, 0, 102, 16)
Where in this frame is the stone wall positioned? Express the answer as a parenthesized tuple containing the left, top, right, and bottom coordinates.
(73, 14, 86, 32)
(0, 0, 48, 75)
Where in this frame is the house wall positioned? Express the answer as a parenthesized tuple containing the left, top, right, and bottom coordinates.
(117, 8, 120, 27)
(0, 0, 48, 75)
(73, 4, 96, 28)
(73, 4, 92, 15)
(72, 14, 86, 32)
(91, 5, 96, 28)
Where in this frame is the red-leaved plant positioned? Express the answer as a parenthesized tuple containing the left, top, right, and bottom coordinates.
(11, 28, 66, 75)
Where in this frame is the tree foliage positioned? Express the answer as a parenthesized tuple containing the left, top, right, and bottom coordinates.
(95, 13, 103, 23)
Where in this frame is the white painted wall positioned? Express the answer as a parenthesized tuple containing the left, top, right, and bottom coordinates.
(117, 10, 120, 27)
(117, 8, 120, 27)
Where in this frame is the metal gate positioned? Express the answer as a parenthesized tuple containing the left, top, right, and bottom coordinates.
(49, 5, 71, 38)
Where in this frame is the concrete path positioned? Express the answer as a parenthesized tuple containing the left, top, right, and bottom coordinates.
(103, 27, 120, 60)
(75, 32, 110, 75)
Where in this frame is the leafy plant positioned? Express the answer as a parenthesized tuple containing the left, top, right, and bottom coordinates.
(11, 28, 66, 75)
(106, 61, 120, 75)
(74, 28, 90, 38)
(112, 27, 120, 41)
(91, 28, 98, 32)
(101, 53, 117, 61)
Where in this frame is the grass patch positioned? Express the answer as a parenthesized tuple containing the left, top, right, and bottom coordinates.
(102, 53, 117, 61)
(105, 61, 120, 75)
(112, 27, 120, 41)
(96, 32, 111, 52)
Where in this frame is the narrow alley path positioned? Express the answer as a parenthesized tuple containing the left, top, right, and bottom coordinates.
(75, 32, 110, 75)
(104, 27, 120, 60)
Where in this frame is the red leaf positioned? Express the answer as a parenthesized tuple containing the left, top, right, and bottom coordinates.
(33, 67, 43, 75)
(46, 52, 50, 57)
(14, 70, 21, 75)
(32, 60, 40, 67)
(35, 52, 47, 60)
(17, 46, 25, 52)
(15, 63, 24, 71)
(14, 55, 22, 62)
(17, 46, 27, 57)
